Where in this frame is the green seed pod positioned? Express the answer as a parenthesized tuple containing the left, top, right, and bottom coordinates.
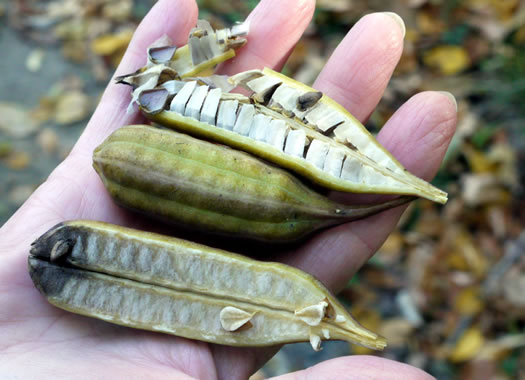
(92, 125, 413, 242)
(28, 220, 387, 351)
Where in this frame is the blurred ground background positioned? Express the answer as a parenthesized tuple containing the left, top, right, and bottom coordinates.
(1, 0, 525, 379)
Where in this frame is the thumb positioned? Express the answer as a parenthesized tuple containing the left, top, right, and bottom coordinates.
(269, 355, 435, 380)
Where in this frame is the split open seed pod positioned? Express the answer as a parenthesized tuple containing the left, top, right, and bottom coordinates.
(29, 220, 387, 351)
(135, 68, 447, 204)
(116, 19, 248, 113)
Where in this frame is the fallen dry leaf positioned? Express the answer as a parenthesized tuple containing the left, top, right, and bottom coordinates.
(3, 151, 31, 170)
(37, 128, 59, 154)
(449, 326, 485, 362)
(54, 91, 91, 125)
(91, 30, 133, 56)
(423, 45, 471, 75)
(379, 318, 414, 347)
(26, 48, 45, 72)
(0, 103, 40, 138)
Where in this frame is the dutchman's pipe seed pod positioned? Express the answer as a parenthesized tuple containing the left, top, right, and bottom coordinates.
(92, 125, 414, 242)
(116, 19, 248, 113)
(135, 69, 447, 204)
(28, 220, 387, 351)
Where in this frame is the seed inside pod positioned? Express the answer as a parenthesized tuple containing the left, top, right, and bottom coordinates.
(297, 91, 323, 112)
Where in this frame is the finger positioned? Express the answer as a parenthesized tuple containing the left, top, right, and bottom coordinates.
(218, 0, 315, 75)
(282, 91, 457, 292)
(270, 355, 435, 380)
(313, 12, 405, 122)
(0, 0, 198, 256)
(72, 0, 198, 156)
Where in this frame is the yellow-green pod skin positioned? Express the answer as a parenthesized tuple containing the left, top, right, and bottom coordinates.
(92, 125, 412, 243)
(28, 220, 386, 350)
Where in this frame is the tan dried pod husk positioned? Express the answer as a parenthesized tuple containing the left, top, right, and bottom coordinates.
(116, 19, 248, 113)
(28, 220, 387, 351)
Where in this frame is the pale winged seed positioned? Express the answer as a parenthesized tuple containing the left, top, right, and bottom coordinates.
(305, 139, 330, 169)
(246, 76, 282, 103)
(196, 20, 214, 35)
(332, 122, 353, 143)
(170, 81, 197, 114)
(284, 129, 307, 157)
(335, 315, 346, 323)
(161, 80, 187, 95)
(185, 85, 209, 120)
(149, 46, 177, 64)
(310, 333, 322, 351)
(196, 75, 235, 92)
(304, 104, 345, 133)
(50, 240, 70, 261)
(271, 85, 303, 115)
(230, 22, 250, 37)
(199, 35, 215, 60)
(233, 104, 255, 136)
(117, 64, 164, 87)
(200, 88, 222, 125)
(215, 29, 229, 45)
(323, 147, 345, 178)
(128, 77, 158, 114)
(228, 69, 263, 85)
(248, 114, 271, 141)
(295, 301, 328, 326)
(341, 157, 365, 183)
(322, 328, 330, 339)
(138, 89, 169, 114)
(189, 36, 207, 65)
(219, 306, 255, 332)
(217, 100, 239, 130)
(297, 91, 323, 111)
(266, 120, 288, 150)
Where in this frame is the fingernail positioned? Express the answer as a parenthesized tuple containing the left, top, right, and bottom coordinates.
(382, 12, 406, 38)
(438, 91, 458, 111)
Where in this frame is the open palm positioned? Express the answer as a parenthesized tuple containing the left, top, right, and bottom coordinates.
(0, 0, 456, 378)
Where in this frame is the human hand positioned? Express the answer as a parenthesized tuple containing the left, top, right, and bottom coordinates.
(0, 0, 455, 378)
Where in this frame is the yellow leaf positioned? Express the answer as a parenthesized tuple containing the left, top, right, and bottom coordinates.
(455, 287, 483, 316)
(3, 151, 31, 170)
(489, 0, 519, 20)
(514, 25, 525, 44)
(463, 144, 497, 174)
(454, 230, 488, 278)
(54, 91, 91, 125)
(350, 308, 381, 355)
(450, 326, 485, 362)
(417, 11, 445, 35)
(91, 30, 133, 56)
(379, 318, 414, 347)
(423, 45, 470, 75)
